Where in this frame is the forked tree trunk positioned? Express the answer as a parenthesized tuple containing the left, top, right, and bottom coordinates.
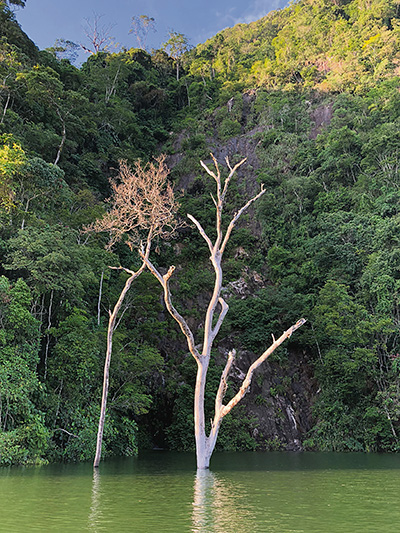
(197, 319, 306, 468)
(143, 154, 306, 469)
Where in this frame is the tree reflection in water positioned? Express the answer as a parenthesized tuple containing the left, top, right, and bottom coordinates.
(192, 469, 215, 532)
(88, 468, 102, 531)
(192, 469, 252, 532)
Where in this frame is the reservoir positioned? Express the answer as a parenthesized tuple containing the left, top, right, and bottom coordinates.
(1, 451, 400, 532)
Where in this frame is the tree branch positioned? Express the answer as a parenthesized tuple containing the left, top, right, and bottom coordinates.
(220, 184, 265, 255)
(220, 318, 306, 418)
(211, 153, 221, 182)
(215, 348, 235, 414)
(200, 159, 218, 183)
(54, 428, 79, 438)
(211, 297, 229, 341)
(221, 157, 247, 201)
(187, 214, 213, 254)
(140, 253, 201, 362)
(109, 265, 138, 276)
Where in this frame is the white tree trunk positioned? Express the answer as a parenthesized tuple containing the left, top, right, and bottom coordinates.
(54, 111, 66, 166)
(194, 359, 209, 469)
(0, 92, 11, 125)
(143, 155, 306, 469)
(94, 245, 149, 468)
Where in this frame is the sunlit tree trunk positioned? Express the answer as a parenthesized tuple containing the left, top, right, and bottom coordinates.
(194, 359, 209, 468)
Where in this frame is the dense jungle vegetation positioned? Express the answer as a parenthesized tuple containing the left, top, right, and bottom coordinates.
(1, 0, 400, 465)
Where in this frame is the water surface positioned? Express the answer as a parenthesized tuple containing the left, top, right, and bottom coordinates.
(1, 451, 400, 532)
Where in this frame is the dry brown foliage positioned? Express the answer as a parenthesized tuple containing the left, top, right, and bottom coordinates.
(86, 155, 179, 249)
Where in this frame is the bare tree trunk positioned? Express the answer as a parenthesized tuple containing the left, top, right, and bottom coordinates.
(54, 111, 66, 166)
(21, 198, 29, 231)
(21, 194, 39, 230)
(105, 65, 120, 104)
(194, 359, 209, 469)
(43, 289, 54, 381)
(97, 270, 104, 326)
(143, 155, 306, 469)
(0, 92, 11, 125)
(94, 244, 150, 468)
(94, 271, 139, 467)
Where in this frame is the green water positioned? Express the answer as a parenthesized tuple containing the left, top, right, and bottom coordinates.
(1, 452, 400, 532)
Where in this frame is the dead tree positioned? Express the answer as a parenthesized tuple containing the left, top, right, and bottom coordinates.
(87, 156, 179, 468)
(81, 14, 117, 55)
(129, 15, 156, 51)
(141, 154, 305, 469)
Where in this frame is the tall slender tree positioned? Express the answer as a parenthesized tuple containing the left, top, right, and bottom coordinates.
(81, 14, 117, 55)
(162, 30, 191, 80)
(129, 15, 156, 51)
(87, 156, 179, 468)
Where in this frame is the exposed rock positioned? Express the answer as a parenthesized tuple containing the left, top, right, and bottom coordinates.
(224, 349, 317, 451)
(310, 102, 333, 139)
(224, 266, 267, 299)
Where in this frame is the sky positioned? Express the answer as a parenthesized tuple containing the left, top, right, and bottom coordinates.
(13, 0, 289, 62)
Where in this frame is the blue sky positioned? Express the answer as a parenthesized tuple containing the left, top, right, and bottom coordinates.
(14, 0, 289, 60)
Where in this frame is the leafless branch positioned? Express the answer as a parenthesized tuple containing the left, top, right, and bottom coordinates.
(220, 184, 265, 255)
(215, 349, 236, 414)
(187, 214, 213, 254)
(140, 253, 201, 362)
(81, 13, 116, 54)
(220, 319, 307, 418)
(54, 428, 79, 438)
(211, 297, 229, 341)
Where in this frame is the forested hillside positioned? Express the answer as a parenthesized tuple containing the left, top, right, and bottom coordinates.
(1, 0, 400, 465)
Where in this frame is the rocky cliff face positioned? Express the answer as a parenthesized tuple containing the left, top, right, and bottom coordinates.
(218, 269, 316, 451)
(228, 349, 317, 451)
